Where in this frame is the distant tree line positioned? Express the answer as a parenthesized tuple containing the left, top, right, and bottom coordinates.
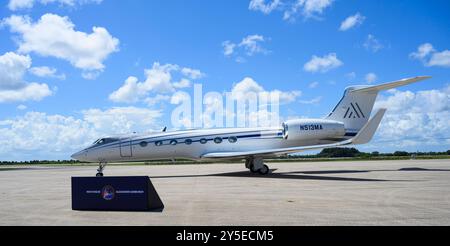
(284, 148, 450, 158)
(1, 148, 449, 165)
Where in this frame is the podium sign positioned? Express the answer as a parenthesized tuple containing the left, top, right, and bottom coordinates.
(72, 176, 164, 211)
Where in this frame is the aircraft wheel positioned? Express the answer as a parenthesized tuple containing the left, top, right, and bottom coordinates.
(96, 172, 104, 177)
(249, 164, 258, 173)
(258, 165, 269, 175)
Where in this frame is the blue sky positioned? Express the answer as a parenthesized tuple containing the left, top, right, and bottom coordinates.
(0, 0, 449, 160)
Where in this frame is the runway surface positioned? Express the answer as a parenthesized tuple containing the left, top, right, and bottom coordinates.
(1, 159, 450, 225)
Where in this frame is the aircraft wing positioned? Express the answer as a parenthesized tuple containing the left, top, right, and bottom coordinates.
(201, 108, 386, 159)
(201, 140, 354, 159)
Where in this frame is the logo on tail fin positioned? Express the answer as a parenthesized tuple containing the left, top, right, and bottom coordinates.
(343, 102, 365, 119)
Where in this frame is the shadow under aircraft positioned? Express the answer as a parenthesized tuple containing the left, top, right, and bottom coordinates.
(148, 166, 450, 182)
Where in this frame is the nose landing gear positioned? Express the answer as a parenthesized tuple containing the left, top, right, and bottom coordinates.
(245, 157, 270, 175)
(96, 161, 107, 177)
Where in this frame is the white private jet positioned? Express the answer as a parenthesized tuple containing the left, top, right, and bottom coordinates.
(71, 76, 430, 177)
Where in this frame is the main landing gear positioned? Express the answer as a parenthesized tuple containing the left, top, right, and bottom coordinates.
(245, 157, 270, 175)
(96, 161, 107, 177)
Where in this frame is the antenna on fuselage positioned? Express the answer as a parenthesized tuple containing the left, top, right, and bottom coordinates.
(162, 126, 167, 132)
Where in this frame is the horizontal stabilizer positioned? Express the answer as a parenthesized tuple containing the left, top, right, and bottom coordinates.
(351, 108, 386, 144)
(350, 76, 431, 93)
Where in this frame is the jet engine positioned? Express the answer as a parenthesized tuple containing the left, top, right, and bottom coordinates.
(282, 119, 345, 141)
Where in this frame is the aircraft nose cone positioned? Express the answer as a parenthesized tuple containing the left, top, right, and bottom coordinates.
(71, 151, 84, 161)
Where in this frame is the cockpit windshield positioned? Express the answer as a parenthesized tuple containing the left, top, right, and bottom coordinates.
(92, 138, 119, 146)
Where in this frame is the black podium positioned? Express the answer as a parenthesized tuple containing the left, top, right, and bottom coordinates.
(71, 176, 164, 212)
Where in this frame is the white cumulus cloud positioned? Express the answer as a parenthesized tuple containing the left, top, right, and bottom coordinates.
(248, 0, 334, 21)
(8, 0, 103, 11)
(249, 0, 280, 14)
(2, 13, 119, 76)
(283, 0, 334, 21)
(82, 107, 162, 134)
(308, 81, 319, 88)
(144, 94, 171, 106)
(429, 51, 450, 67)
(29, 66, 65, 80)
(17, 104, 27, 110)
(240, 34, 269, 56)
(181, 67, 206, 80)
(299, 96, 322, 104)
(410, 43, 450, 68)
(369, 85, 450, 151)
(365, 73, 377, 84)
(222, 41, 236, 57)
(226, 77, 300, 127)
(0, 82, 52, 103)
(363, 34, 383, 53)
(303, 52, 343, 73)
(0, 52, 52, 103)
(231, 77, 301, 104)
(108, 76, 142, 103)
(109, 62, 203, 103)
(0, 52, 30, 90)
(0, 112, 97, 159)
(0, 106, 162, 160)
(339, 12, 365, 31)
(410, 43, 434, 60)
(222, 34, 270, 61)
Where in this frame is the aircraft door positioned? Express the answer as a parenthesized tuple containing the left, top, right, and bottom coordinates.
(120, 139, 132, 157)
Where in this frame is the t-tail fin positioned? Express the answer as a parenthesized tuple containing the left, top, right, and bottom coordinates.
(326, 76, 431, 132)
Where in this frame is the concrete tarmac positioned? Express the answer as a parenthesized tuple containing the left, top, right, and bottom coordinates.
(1, 159, 450, 225)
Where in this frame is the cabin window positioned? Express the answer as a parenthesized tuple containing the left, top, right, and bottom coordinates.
(185, 139, 192, 145)
(139, 141, 148, 147)
(214, 137, 222, 144)
(170, 140, 178, 145)
(200, 138, 208, 144)
(155, 141, 163, 146)
(228, 136, 237, 143)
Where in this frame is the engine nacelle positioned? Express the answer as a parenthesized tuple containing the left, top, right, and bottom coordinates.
(282, 119, 345, 141)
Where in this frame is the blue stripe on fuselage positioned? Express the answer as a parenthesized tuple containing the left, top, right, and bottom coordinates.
(85, 130, 282, 151)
